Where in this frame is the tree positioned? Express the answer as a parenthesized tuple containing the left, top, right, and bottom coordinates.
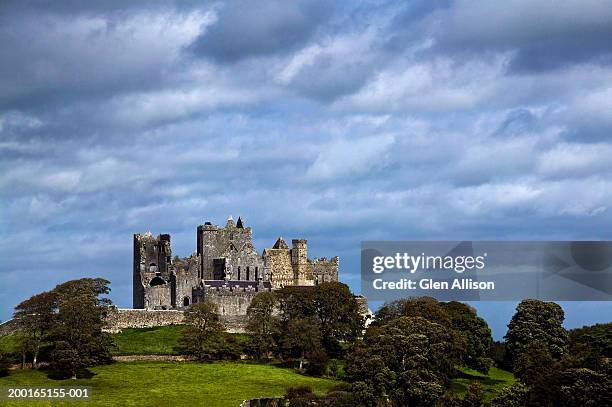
(13, 290, 56, 368)
(504, 299, 568, 370)
(246, 291, 279, 359)
(373, 297, 451, 328)
(374, 298, 492, 373)
(276, 282, 364, 357)
(179, 300, 224, 360)
(491, 383, 529, 407)
(442, 301, 493, 373)
(312, 282, 364, 356)
(50, 278, 114, 379)
(346, 316, 465, 406)
(567, 322, 612, 372)
(513, 341, 561, 406)
(558, 367, 612, 407)
(280, 317, 322, 370)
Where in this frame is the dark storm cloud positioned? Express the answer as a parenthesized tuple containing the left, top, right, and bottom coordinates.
(432, 0, 612, 73)
(189, 0, 334, 63)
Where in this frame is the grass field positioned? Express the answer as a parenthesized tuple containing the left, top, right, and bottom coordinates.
(1, 327, 516, 405)
(111, 325, 185, 355)
(0, 361, 340, 407)
(450, 366, 516, 402)
(110, 325, 250, 356)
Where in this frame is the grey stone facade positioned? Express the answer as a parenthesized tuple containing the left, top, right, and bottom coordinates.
(133, 216, 339, 312)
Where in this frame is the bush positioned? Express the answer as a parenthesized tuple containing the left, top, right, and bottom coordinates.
(215, 334, 243, 360)
(305, 348, 329, 376)
(285, 386, 316, 407)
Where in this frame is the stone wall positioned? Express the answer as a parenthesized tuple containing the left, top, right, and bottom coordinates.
(103, 308, 185, 333)
(203, 285, 269, 317)
(312, 256, 339, 284)
(0, 319, 21, 337)
(103, 306, 250, 333)
(263, 243, 294, 288)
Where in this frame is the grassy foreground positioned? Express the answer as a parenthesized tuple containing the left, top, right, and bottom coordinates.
(0, 361, 339, 407)
(111, 325, 184, 355)
(451, 366, 516, 403)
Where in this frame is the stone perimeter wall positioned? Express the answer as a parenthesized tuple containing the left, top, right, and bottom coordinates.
(0, 319, 21, 337)
(103, 308, 185, 333)
(103, 308, 248, 334)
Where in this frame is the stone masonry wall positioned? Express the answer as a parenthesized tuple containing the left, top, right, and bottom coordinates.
(103, 307, 251, 333)
(264, 248, 294, 288)
(0, 319, 21, 337)
(103, 308, 185, 333)
(312, 256, 339, 284)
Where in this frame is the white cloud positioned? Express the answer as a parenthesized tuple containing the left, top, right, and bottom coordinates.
(305, 134, 395, 181)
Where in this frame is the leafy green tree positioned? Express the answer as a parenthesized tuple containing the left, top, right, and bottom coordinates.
(491, 383, 529, 407)
(374, 298, 492, 373)
(276, 286, 316, 322)
(50, 278, 114, 379)
(14, 290, 56, 368)
(313, 282, 364, 356)
(346, 316, 464, 406)
(505, 299, 568, 370)
(374, 297, 451, 328)
(558, 367, 612, 407)
(277, 282, 364, 357)
(179, 300, 224, 361)
(280, 317, 322, 370)
(442, 301, 493, 373)
(567, 322, 612, 372)
(246, 291, 279, 359)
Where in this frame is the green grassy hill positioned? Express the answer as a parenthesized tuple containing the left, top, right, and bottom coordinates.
(0, 361, 339, 407)
(1, 326, 516, 405)
(111, 325, 184, 355)
(451, 366, 516, 403)
(110, 325, 250, 356)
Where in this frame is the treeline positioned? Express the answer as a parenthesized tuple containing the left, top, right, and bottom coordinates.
(240, 293, 611, 406)
(493, 300, 611, 407)
(178, 281, 364, 376)
(2, 278, 611, 407)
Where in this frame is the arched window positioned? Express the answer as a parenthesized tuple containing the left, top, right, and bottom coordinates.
(246, 267, 250, 281)
(238, 266, 241, 280)
(255, 267, 259, 281)
(183, 297, 190, 307)
(150, 276, 166, 286)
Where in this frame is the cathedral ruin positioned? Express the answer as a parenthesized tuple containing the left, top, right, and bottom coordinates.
(133, 216, 339, 312)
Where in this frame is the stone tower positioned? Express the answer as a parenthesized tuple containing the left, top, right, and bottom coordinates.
(133, 232, 172, 309)
(291, 239, 312, 285)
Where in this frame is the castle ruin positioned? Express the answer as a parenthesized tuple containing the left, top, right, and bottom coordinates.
(133, 216, 339, 314)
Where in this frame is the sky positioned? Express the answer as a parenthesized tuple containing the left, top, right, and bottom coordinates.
(1, 0, 612, 340)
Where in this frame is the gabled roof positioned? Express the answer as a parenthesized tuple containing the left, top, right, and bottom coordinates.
(272, 237, 288, 249)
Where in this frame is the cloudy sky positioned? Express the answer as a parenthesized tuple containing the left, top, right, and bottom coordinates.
(1, 0, 612, 339)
